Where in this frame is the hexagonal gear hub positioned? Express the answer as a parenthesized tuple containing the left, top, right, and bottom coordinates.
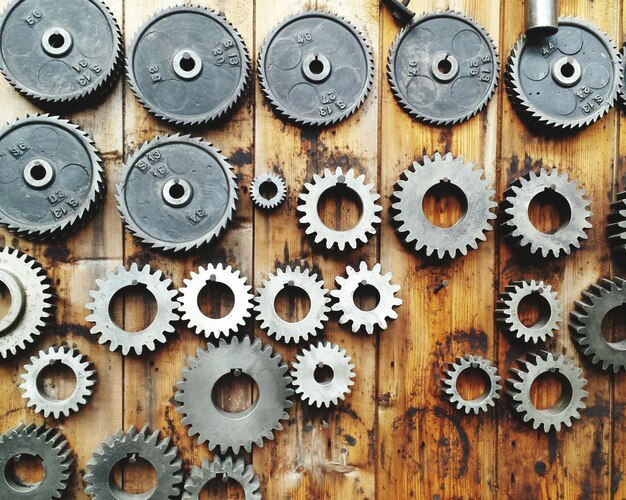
(442, 355, 501, 414)
(183, 456, 261, 500)
(250, 172, 287, 210)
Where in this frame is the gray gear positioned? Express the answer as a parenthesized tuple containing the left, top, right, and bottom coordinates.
(127, 6, 249, 126)
(259, 10, 374, 127)
(442, 355, 501, 414)
(387, 10, 499, 125)
(250, 172, 287, 210)
(183, 456, 261, 500)
(608, 191, 626, 253)
(176, 335, 293, 454)
(0, 0, 122, 105)
(116, 135, 238, 253)
(298, 167, 381, 251)
(502, 168, 591, 258)
(0, 114, 104, 239)
(292, 341, 355, 408)
(619, 44, 626, 106)
(84, 425, 182, 499)
(86, 263, 179, 355)
(392, 152, 496, 259)
(508, 351, 587, 432)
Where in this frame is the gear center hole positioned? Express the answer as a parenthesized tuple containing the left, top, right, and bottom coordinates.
(560, 62, 575, 78)
(212, 370, 259, 414)
(528, 188, 571, 234)
(456, 367, 491, 402)
(314, 363, 335, 385)
(600, 303, 626, 349)
(353, 283, 380, 312)
(29, 163, 47, 181)
(259, 180, 278, 200)
(36, 361, 77, 401)
(109, 284, 158, 333)
(109, 455, 157, 495)
(438, 58, 453, 75)
(0, 280, 10, 324)
(317, 185, 364, 232)
(180, 53, 196, 72)
(4, 454, 44, 491)
(275, 285, 311, 323)
(168, 182, 185, 200)
(201, 474, 245, 499)
(48, 32, 66, 49)
(517, 292, 551, 328)
(530, 370, 573, 413)
(309, 56, 325, 75)
(422, 180, 468, 228)
(198, 280, 235, 319)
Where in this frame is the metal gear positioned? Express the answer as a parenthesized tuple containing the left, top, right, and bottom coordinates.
(387, 10, 499, 125)
(85, 263, 179, 355)
(176, 335, 293, 454)
(0, 246, 53, 358)
(127, 6, 249, 126)
(0, 423, 72, 499)
(292, 341, 355, 408)
(496, 280, 561, 344)
(391, 152, 496, 259)
(442, 355, 501, 414)
(298, 167, 382, 251)
(84, 425, 182, 499)
(0, 114, 104, 239)
(505, 17, 622, 131)
(502, 168, 591, 258)
(255, 266, 330, 343)
(619, 44, 626, 106)
(116, 135, 238, 253)
(508, 351, 587, 432)
(250, 172, 287, 210)
(178, 263, 253, 339)
(183, 456, 261, 500)
(20, 345, 95, 418)
(0, 0, 122, 105)
(331, 262, 402, 334)
(259, 10, 374, 127)
(608, 191, 626, 254)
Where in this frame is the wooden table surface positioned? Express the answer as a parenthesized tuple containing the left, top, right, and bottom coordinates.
(0, 0, 624, 498)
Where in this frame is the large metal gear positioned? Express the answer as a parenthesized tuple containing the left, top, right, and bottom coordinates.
(0, 0, 123, 105)
(176, 336, 293, 454)
(392, 153, 496, 260)
(84, 425, 182, 499)
(259, 10, 374, 127)
(608, 191, 626, 254)
(0, 114, 104, 239)
(387, 10, 499, 125)
(442, 355, 501, 414)
(85, 263, 179, 355)
(506, 17, 622, 131)
(183, 456, 261, 500)
(250, 172, 287, 210)
(117, 135, 238, 253)
(298, 167, 382, 251)
(127, 6, 249, 126)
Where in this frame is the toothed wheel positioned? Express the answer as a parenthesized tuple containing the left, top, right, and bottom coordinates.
(442, 355, 501, 414)
(608, 191, 626, 254)
(183, 456, 261, 500)
(250, 172, 287, 210)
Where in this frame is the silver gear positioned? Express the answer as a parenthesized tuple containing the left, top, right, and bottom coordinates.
(442, 355, 501, 414)
(176, 335, 293, 454)
(250, 172, 287, 210)
(183, 456, 261, 500)
(620, 44, 626, 106)
(608, 191, 626, 253)
(331, 262, 402, 334)
(392, 152, 496, 259)
(20, 345, 95, 418)
(84, 425, 182, 499)
(0, 246, 53, 358)
(178, 264, 253, 339)
(85, 263, 179, 355)
(298, 167, 381, 251)
(292, 341, 355, 408)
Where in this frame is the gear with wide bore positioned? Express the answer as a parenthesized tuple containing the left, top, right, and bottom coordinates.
(250, 172, 287, 210)
(442, 355, 501, 414)
(608, 190, 626, 254)
(183, 456, 261, 500)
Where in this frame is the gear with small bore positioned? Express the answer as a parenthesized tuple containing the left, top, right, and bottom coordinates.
(442, 355, 501, 414)
(250, 172, 287, 210)
(183, 456, 261, 500)
(608, 191, 626, 254)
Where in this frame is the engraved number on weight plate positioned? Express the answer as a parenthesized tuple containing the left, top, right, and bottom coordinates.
(23, 10, 43, 26)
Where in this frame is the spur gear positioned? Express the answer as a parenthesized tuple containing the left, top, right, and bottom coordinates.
(387, 10, 499, 125)
(176, 336, 293, 454)
(0, 114, 104, 239)
(502, 168, 591, 258)
(183, 456, 261, 500)
(292, 341, 355, 408)
(117, 135, 238, 253)
(259, 10, 374, 127)
(0, 0, 122, 105)
(86, 263, 179, 355)
(127, 6, 249, 126)
(392, 153, 496, 259)
(442, 355, 501, 414)
(84, 425, 182, 499)
(506, 17, 622, 131)
(250, 172, 287, 210)
(298, 167, 381, 251)
(508, 351, 587, 432)
(608, 191, 626, 254)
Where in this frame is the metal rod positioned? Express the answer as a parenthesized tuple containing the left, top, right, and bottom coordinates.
(525, 0, 558, 37)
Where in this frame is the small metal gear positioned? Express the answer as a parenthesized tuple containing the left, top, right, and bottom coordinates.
(508, 351, 587, 432)
(387, 10, 499, 125)
(496, 280, 561, 344)
(84, 425, 182, 499)
(178, 263, 253, 339)
(331, 262, 402, 334)
(176, 336, 293, 454)
(0, 0, 123, 105)
(292, 341, 355, 408)
(0, 114, 104, 239)
(259, 10, 374, 127)
(20, 345, 95, 418)
(254, 266, 330, 343)
(250, 172, 287, 210)
(85, 263, 179, 355)
(502, 168, 592, 258)
(608, 191, 626, 254)
(619, 44, 626, 106)
(0, 423, 72, 499)
(392, 153, 496, 259)
(298, 167, 381, 251)
(0, 246, 53, 358)
(183, 456, 261, 500)
(127, 6, 249, 126)
(117, 135, 238, 253)
(506, 17, 622, 131)
(442, 355, 501, 414)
